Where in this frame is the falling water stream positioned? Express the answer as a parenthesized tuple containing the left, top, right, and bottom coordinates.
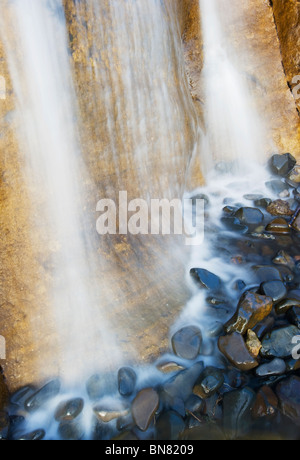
(0, 0, 294, 440)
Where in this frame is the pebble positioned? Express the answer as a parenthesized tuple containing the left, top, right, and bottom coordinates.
(93, 407, 129, 423)
(156, 362, 185, 374)
(163, 363, 204, 404)
(224, 291, 273, 335)
(252, 386, 278, 420)
(10, 386, 36, 407)
(252, 265, 283, 282)
(221, 217, 248, 233)
(266, 180, 290, 197)
(255, 358, 286, 377)
(290, 208, 300, 232)
(131, 388, 159, 432)
(287, 165, 300, 183)
(265, 218, 290, 234)
(267, 200, 294, 216)
(54, 398, 84, 422)
(246, 330, 262, 358)
(16, 429, 46, 441)
(171, 326, 202, 360)
(155, 411, 185, 441)
(190, 268, 222, 291)
(287, 306, 300, 329)
(223, 388, 256, 440)
(253, 316, 275, 339)
(276, 376, 300, 425)
(218, 333, 259, 371)
(193, 367, 224, 399)
(261, 280, 287, 303)
(269, 153, 297, 177)
(275, 298, 300, 315)
(260, 325, 300, 358)
(118, 367, 137, 397)
(24, 379, 61, 412)
(234, 207, 264, 227)
(272, 250, 295, 270)
(254, 198, 272, 209)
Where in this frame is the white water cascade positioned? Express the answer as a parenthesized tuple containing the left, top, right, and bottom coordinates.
(199, 0, 269, 176)
(0, 0, 122, 385)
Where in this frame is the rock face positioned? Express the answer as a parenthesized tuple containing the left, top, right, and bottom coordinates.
(272, 0, 300, 113)
(182, 0, 300, 159)
(0, 0, 300, 393)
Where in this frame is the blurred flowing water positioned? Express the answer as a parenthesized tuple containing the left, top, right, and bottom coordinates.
(0, 0, 280, 440)
(0, 0, 123, 384)
(199, 0, 268, 175)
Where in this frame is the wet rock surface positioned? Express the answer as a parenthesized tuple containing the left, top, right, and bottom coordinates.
(171, 326, 203, 360)
(131, 388, 159, 432)
(224, 292, 273, 335)
(4, 154, 300, 440)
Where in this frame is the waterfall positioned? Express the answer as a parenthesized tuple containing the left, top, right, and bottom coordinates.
(0, 0, 122, 384)
(199, 0, 268, 175)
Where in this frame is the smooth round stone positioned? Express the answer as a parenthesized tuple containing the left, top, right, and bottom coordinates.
(223, 205, 237, 215)
(252, 265, 283, 282)
(190, 268, 221, 291)
(131, 388, 159, 432)
(255, 358, 286, 377)
(118, 367, 137, 397)
(221, 217, 248, 233)
(54, 398, 84, 422)
(253, 316, 275, 340)
(10, 386, 36, 407)
(235, 207, 264, 226)
(58, 421, 84, 440)
(93, 407, 129, 423)
(275, 298, 300, 315)
(193, 367, 224, 399)
(266, 179, 290, 196)
(223, 388, 256, 440)
(252, 386, 278, 420)
(265, 218, 290, 234)
(269, 153, 297, 177)
(287, 165, 300, 183)
(276, 376, 300, 425)
(244, 194, 264, 202)
(287, 306, 300, 329)
(261, 325, 300, 358)
(273, 250, 295, 270)
(218, 333, 259, 371)
(16, 429, 46, 441)
(171, 326, 202, 360)
(24, 379, 61, 412)
(163, 363, 204, 404)
(116, 414, 134, 432)
(254, 198, 272, 209)
(156, 362, 185, 374)
(155, 411, 185, 441)
(261, 280, 287, 303)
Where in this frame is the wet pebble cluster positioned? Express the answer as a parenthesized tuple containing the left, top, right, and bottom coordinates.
(2, 153, 300, 440)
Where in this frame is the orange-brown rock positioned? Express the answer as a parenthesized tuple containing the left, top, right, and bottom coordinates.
(272, 0, 300, 112)
(225, 292, 273, 335)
